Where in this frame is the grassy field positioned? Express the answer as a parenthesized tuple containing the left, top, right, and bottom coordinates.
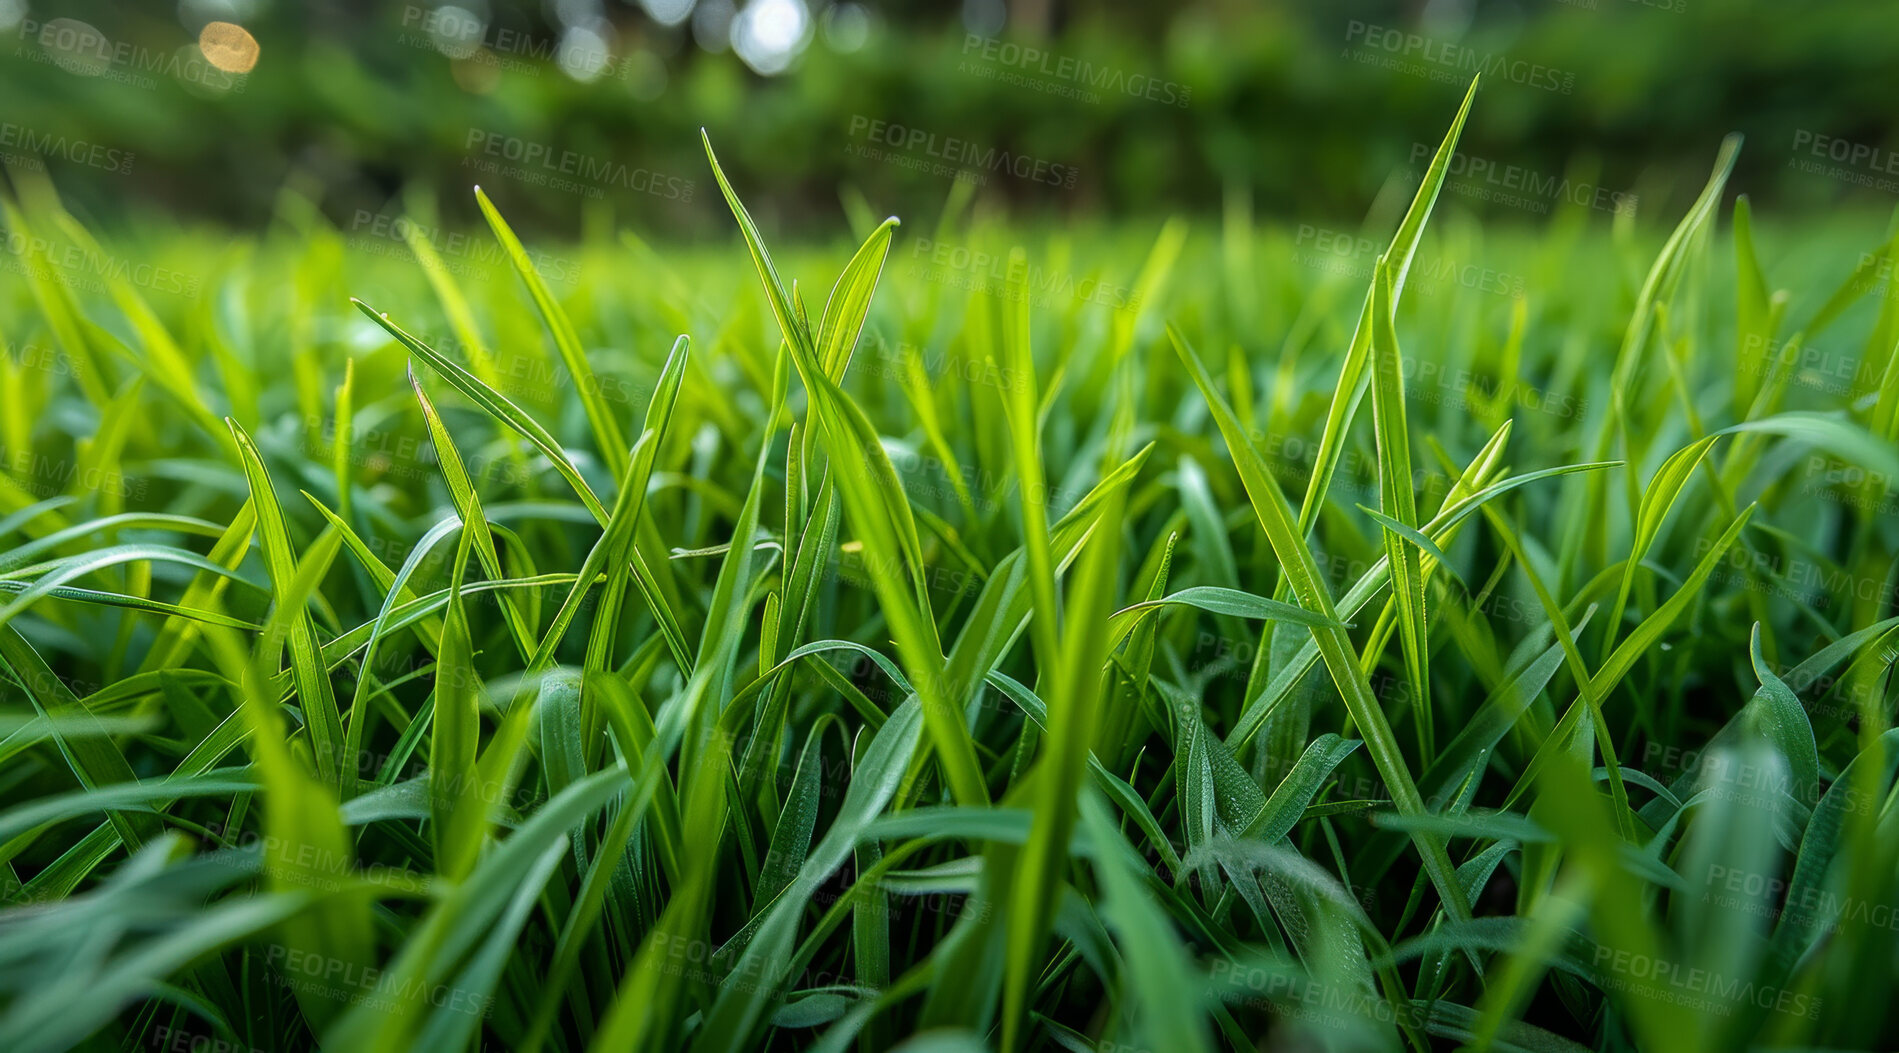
(4, 85, 1899, 1052)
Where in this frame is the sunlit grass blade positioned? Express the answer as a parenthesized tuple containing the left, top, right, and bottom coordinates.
(1168, 323, 1475, 934)
(1367, 257, 1433, 759)
(1002, 451, 1123, 1050)
(702, 133, 987, 808)
(1294, 76, 1478, 536)
(474, 186, 630, 479)
(228, 419, 346, 789)
(352, 301, 696, 675)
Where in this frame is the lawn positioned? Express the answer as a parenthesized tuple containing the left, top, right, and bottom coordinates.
(3, 84, 1899, 1052)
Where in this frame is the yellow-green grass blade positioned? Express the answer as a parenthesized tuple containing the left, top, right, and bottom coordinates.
(126, 498, 257, 672)
(1367, 257, 1433, 759)
(1078, 791, 1214, 1053)
(999, 246, 1062, 679)
(229, 418, 346, 789)
(0, 626, 160, 854)
(335, 513, 462, 800)
(0, 579, 258, 630)
(699, 130, 813, 364)
(984, 250, 1066, 1033)
(330, 358, 355, 524)
(1294, 76, 1479, 539)
(685, 699, 925, 1052)
(323, 764, 632, 1052)
(429, 517, 486, 881)
(1223, 455, 1619, 754)
(0, 544, 261, 632)
(401, 207, 503, 392)
(1495, 504, 1757, 825)
(444, 429, 663, 881)
(594, 729, 734, 1053)
(515, 671, 682, 1053)
(691, 342, 786, 713)
(1471, 503, 1640, 859)
(303, 493, 444, 659)
(1599, 434, 1719, 665)
(1168, 324, 1476, 932)
(474, 186, 629, 480)
(1730, 195, 1782, 414)
(196, 539, 375, 1035)
(1108, 585, 1343, 645)
(1568, 136, 1741, 579)
(702, 133, 987, 808)
(0, 191, 113, 409)
(355, 299, 606, 518)
(1248, 80, 1478, 786)
(1607, 135, 1744, 400)
(815, 217, 898, 380)
(1531, 755, 1682, 1053)
(1001, 460, 1123, 1050)
(352, 301, 695, 675)
(46, 208, 223, 441)
(409, 367, 537, 662)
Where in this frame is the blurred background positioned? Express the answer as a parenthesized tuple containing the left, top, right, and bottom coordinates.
(0, 0, 1895, 240)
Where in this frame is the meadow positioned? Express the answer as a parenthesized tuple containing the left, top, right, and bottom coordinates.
(3, 82, 1899, 1052)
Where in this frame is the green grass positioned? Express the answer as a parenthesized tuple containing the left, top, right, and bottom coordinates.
(4, 85, 1899, 1052)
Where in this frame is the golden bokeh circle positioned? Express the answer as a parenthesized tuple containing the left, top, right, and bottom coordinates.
(198, 21, 259, 74)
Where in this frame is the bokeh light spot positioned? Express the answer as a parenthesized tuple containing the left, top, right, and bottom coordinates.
(732, 0, 809, 76)
(198, 20, 259, 74)
(823, 3, 871, 52)
(640, 0, 696, 28)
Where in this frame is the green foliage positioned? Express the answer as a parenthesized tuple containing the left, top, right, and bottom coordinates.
(3, 84, 1899, 1053)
